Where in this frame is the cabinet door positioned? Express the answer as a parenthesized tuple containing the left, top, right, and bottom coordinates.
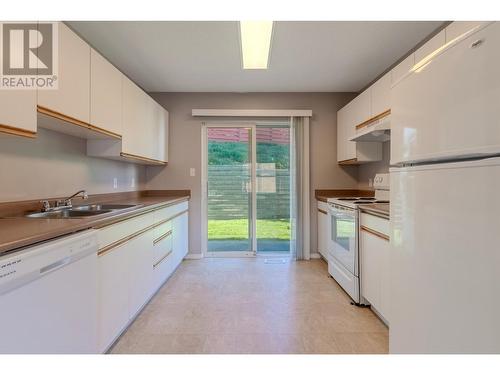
(128, 230, 154, 319)
(350, 89, 371, 127)
(90, 49, 122, 136)
(98, 243, 130, 352)
(0, 90, 36, 137)
(379, 235, 391, 322)
(391, 54, 414, 86)
(317, 206, 328, 258)
(337, 104, 356, 162)
(370, 72, 391, 117)
(155, 105, 169, 163)
(38, 22, 90, 123)
(414, 30, 445, 64)
(122, 76, 149, 158)
(173, 211, 189, 263)
(391, 22, 500, 165)
(360, 228, 381, 308)
(446, 22, 487, 43)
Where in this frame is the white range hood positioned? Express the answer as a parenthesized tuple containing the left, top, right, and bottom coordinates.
(349, 114, 391, 142)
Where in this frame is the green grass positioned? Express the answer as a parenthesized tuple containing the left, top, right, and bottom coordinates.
(208, 219, 290, 240)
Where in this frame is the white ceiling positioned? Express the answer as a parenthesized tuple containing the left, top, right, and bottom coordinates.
(68, 21, 443, 93)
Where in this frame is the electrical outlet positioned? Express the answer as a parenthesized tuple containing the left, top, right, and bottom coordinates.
(131, 177, 135, 188)
(190, 168, 196, 177)
(113, 178, 118, 189)
(368, 178, 373, 188)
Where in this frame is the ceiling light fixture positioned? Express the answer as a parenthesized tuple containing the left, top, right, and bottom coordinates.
(239, 21, 274, 70)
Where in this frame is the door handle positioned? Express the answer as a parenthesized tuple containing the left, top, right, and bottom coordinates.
(470, 39, 484, 48)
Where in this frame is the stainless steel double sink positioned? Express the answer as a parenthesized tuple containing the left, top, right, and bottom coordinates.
(24, 204, 138, 218)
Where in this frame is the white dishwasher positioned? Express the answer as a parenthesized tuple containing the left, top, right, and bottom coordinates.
(0, 230, 98, 354)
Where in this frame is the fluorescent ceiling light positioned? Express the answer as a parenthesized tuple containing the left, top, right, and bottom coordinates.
(239, 21, 274, 69)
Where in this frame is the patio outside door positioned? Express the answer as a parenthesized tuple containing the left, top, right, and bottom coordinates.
(204, 124, 257, 256)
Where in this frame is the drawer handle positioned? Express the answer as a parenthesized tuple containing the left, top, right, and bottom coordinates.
(154, 230, 173, 245)
(153, 250, 173, 268)
(360, 225, 390, 241)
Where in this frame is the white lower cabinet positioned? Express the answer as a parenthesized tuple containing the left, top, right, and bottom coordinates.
(97, 201, 189, 352)
(317, 201, 329, 259)
(359, 212, 390, 323)
(173, 211, 189, 263)
(98, 241, 131, 353)
(128, 230, 155, 319)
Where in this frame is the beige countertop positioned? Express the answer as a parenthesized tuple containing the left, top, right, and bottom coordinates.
(359, 203, 390, 219)
(0, 193, 190, 256)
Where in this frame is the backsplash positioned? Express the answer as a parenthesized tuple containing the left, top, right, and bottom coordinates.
(0, 128, 146, 203)
(358, 141, 390, 189)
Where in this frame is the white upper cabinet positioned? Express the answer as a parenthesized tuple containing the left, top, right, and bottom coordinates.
(370, 71, 391, 117)
(414, 30, 445, 64)
(351, 88, 371, 127)
(38, 22, 90, 123)
(391, 54, 415, 86)
(90, 49, 123, 136)
(445, 22, 487, 43)
(154, 103, 169, 163)
(121, 77, 168, 164)
(337, 100, 382, 164)
(122, 76, 149, 159)
(0, 90, 37, 138)
(337, 101, 356, 162)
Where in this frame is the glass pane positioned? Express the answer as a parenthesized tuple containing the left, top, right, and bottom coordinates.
(256, 126, 291, 253)
(332, 215, 355, 252)
(207, 127, 252, 252)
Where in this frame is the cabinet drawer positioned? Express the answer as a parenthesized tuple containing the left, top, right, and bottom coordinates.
(360, 213, 390, 238)
(97, 212, 155, 250)
(155, 201, 188, 222)
(153, 223, 173, 265)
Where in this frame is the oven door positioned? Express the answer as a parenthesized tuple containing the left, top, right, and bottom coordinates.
(329, 205, 358, 276)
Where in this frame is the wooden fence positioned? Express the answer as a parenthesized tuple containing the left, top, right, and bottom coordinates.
(208, 164, 290, 220)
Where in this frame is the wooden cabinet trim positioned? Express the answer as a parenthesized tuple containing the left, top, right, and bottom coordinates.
(0, 123, 37, 138)
(318, 208, 328, 215)
(120, 152, 167, 165)
(338, 158, 359, 165)
(360, 225, 390, 241)
(97, 223, 155, 257)
(355, 109, 391, 130)
(37, 105, 121, 140)
(98, 208, 188, 256)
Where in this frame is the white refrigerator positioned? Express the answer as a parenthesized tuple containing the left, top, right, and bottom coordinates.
(389, 21, 500, 353)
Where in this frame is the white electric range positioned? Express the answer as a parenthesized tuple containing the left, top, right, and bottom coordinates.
(326, 173, 389, 305)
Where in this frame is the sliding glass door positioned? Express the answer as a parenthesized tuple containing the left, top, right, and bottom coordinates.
(256, 125, 291, 253)
(203, 121, 291, 256)
(205, 125, 256, 255)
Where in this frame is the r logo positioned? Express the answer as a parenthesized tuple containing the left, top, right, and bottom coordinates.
(2, 23, 53, 75)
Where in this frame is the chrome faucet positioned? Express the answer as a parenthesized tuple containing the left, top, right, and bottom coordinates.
(40, 190, 89, 212)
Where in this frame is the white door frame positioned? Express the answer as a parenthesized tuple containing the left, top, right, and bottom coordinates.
(201, 122, 257, 257)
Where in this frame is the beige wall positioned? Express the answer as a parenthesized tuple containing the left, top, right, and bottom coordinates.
(0, 128, 146, 203)
(147, 92, 358, 256)
(357, 141, 390, 189)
